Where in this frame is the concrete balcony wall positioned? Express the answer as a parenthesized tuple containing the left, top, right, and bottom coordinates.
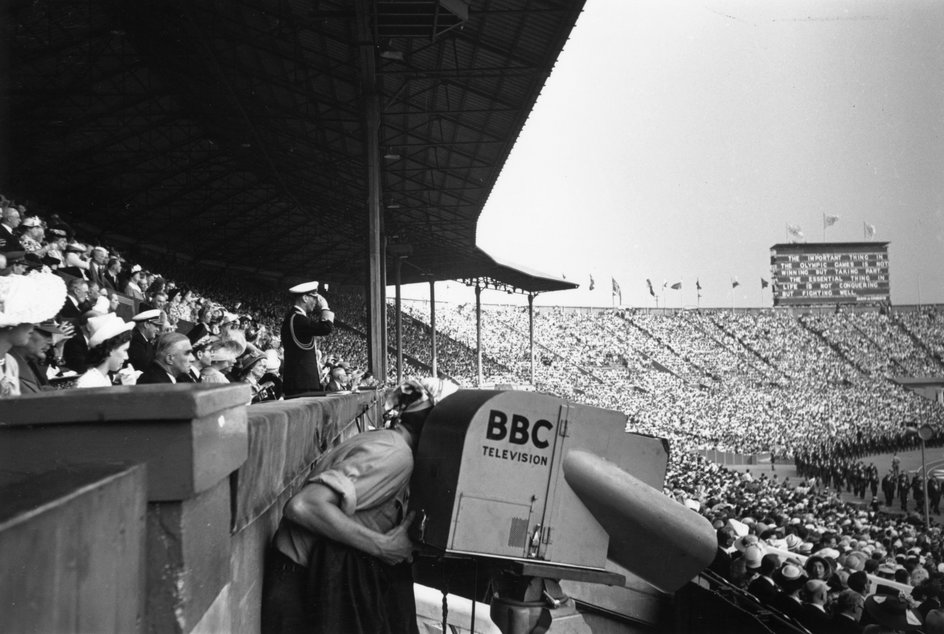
(0, 385, 384, 634)
(0, 464, 148, 634)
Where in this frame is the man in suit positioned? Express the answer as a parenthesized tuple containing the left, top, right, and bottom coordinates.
(798, 579, 832, 634)
(102, 257, 122, 292)
(324, 363, 349, 392)
(747, 553, 781, 606)
(87, 246, 109, 288)
(0, 206, 21, 251)
(59, 278, 92, 319)
(280, 281, 334, 396)
(62, 311, 98, 372)
(137, 332, 194, 384)
(128, 308, 161, 371)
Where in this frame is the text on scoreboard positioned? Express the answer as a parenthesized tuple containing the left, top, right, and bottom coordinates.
(769, 242, 889, 306)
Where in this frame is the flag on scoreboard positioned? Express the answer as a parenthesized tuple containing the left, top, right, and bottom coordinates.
(612, 277, 621, 299)
(646, 279, 655, 297)
(732, 278, 740, 288)
(864, 222, 876, 239)
(696, 279, 702, 291)
(670, 282, 682, 290)
(761, 278, 769, 289)
(589, 274, 595, 291)
(787, 224, 804, 239)
(824, 214, 839, 228)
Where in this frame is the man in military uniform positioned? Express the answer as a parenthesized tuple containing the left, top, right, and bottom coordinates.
(882, 471, 896, 508)
(280, 281, 334, 396)
(899, 473, 911, 512)
(929, 476, 941, 515)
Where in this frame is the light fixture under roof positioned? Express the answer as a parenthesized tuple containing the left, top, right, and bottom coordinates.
(379, 48, 404, 61)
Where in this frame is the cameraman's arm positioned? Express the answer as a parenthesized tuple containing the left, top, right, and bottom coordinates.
(283, 483, 413, 566)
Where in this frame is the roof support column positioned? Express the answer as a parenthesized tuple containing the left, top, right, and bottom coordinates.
(429, 279, 438, 378)
(395, 255, 404, 383)
(475, 282, 483, 387)
(529, 292, 536, 386)
(355, 0, 387, 383)
(0, 0, 10, 188)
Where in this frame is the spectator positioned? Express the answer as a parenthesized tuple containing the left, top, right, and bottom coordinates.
(198, 340, 240, 384)
(0, 272, 66, 397)
(324, 363, 350, 392)
(87, 246, 109, 287)
(76, 313, 134, 388)
(128, 308, 161, 371)
(10, 319, 64, 393)
(17, 215, 46, 257)
(59, 278, 91, 319)
(0, 205, 21, 250)
(233, 349, 277, 403)
(123, 265, 147, 301)
(101, 257, 121, 292)
(799, 579, 832, 634)
(137, 332, 194, 384)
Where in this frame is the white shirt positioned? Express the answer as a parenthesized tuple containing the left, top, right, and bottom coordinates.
(76, 367, 112, 388)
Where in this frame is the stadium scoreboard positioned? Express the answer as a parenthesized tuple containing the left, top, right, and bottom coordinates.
(770, 242, 890, 306)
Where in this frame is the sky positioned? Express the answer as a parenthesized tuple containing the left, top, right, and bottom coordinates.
(401, 0, 944, 309)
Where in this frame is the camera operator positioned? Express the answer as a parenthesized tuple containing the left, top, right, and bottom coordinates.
(280, 281, 334, 396)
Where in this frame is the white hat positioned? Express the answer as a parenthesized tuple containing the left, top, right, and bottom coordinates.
(264, 349, 281, 372)
(88, 313, 134, 348)
(727, 518, 749, 538)
(0, 273, 66, 328)
(288, 281, 319, 294)
(20, 216, 42, 228)
(132, 309, 161, 323)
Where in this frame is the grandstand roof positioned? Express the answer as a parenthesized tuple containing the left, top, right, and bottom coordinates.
(7, 0, 582, 293)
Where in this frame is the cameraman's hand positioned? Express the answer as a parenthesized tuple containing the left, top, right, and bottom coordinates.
(376, 511, 416, 566)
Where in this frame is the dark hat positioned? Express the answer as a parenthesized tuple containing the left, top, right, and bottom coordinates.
(863, 594, 922, 631)
(33, 319, 64, 335)
(2, 249, 26, 263)
(42, 254, 61, 267)
(847, 570, 869, 593)
(23, 253, 43, 269)
(236, 349, 267, 373)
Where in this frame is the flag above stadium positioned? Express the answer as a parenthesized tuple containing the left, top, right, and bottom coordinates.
(770, 242, 891, 306)
(5, 1, 587, 291)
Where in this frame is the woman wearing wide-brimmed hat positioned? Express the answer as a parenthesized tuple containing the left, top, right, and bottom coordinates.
(0, 272, 66, 397)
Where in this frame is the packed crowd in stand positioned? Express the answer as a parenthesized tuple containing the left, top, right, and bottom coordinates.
(400, 299, 944, 631)
(8, 191, 944, 630)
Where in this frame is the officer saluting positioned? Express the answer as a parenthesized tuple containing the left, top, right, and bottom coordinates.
(280, 281, 334, 396)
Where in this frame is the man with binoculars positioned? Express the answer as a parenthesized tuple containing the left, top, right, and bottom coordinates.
(280, 281, 334, 396)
